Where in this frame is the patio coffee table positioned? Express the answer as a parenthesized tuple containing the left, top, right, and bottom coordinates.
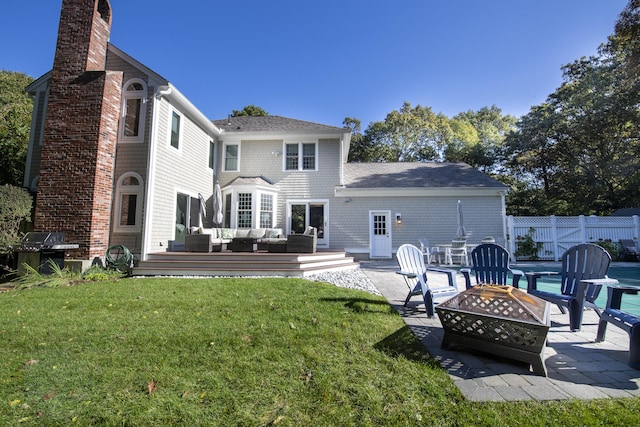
(230, 237, 258, 252)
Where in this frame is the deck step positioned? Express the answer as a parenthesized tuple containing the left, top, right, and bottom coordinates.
(133, 250, 360, 277)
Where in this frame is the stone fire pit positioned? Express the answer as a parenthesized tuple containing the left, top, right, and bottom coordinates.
(435, 285, 551, 376)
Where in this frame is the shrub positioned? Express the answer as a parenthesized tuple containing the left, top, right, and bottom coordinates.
(593, 239, 620, 261)
(515, 227, 543, 260)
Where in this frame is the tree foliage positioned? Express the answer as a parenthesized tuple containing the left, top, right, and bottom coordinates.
(0, 184, 32, 254)
(232, 105, 268, 116)
(0, 70, 34, 187)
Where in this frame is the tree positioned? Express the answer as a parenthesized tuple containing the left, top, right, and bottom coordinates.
(231, 105, 268, 116)
(446, 106, 516, 172)
(0, 184, 32, 276)
(362, 102, 446, 162)
(0, 70, 34, 187)
(609, 0, 640, 79)
(505, 52, 640, 215)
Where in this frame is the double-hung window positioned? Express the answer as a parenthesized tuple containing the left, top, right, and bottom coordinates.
(170, 110, 181, 149)
(224, 144, 239, 171)
(237, 192, 252, 228)
(285, 142, 316, 171)
(208, 140, 215, 170)
(260, 194, 273, 228)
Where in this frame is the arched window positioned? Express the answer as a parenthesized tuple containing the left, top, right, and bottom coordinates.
(114, 172, 144, 232)
(119, 79, 147, 142)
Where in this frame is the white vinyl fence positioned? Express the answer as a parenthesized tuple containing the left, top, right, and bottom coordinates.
(506, 215, 640, 261)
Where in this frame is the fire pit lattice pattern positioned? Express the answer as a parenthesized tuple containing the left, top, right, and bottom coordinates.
(437, 309, 543, 349)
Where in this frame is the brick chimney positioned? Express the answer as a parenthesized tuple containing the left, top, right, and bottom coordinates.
(35, 0, 123, 261)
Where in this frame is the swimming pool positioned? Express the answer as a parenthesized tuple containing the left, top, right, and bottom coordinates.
(513, 263, 640, 316)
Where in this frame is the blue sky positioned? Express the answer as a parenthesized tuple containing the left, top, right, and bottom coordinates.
(1, 0, 628, 128)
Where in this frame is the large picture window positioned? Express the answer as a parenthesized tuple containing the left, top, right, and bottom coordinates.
(114, 172, 143, 232)
(119, 79, 146, 142)
(285, 142, 316, 171)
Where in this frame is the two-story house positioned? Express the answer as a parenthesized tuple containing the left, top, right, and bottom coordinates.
(24, 0, 508, 269)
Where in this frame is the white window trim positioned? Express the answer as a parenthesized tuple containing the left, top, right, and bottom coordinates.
(113, 172, 144, 233)
(119, 78, 147, 143)
(168, 108, 183, 151)
(223, 142, 240, 172)
(283, 141, 317, 171)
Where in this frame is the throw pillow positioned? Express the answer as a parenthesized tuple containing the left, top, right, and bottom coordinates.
(221, 228, 233, 239)
(269, 229, 280, 238)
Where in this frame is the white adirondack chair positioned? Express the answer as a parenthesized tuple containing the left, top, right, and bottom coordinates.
(396, 244, 459, 317)
(446, 238, 469, 265)
(418, 238, 444, 264)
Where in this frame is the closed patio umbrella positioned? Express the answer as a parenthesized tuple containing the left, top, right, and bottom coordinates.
(214, 181, 223, 225)
(456, 200, 466, 238)
(198, 193, 206, 228)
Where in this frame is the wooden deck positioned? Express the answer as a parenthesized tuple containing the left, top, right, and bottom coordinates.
(133, 250, 360, 277)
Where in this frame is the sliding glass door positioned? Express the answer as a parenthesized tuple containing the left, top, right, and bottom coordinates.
(288, 201, 327, 246)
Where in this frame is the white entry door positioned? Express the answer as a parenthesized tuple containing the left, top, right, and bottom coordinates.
(369, 211, 391, 258)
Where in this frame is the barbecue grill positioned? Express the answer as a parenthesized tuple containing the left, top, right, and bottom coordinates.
(14, 232, 79, 274)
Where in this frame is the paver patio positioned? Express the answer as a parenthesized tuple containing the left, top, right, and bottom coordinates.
(359, 261, 640, 401)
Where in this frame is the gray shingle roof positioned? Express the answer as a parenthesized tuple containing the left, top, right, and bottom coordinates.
(343, 162, 507, 189)
(212, 115, 347, 133)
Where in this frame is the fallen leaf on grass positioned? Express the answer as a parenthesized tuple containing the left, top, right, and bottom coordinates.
(272, 415, 285, 424)
(300, 371, 313, 383)
(42, 392, 55, 400)
(24, 359, 38, 366)
(148, 379, 157, 395)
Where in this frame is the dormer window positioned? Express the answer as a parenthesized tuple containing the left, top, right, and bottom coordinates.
(119, 79, 146, 142)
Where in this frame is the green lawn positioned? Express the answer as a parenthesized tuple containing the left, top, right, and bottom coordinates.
(0, 277, 638, 426)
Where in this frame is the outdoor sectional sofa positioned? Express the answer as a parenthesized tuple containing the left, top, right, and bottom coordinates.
(185, 227, 286, 252)
(184, 226, 317, 253)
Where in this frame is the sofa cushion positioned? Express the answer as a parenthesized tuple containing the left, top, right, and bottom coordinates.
(200, 227, 217, 238)
(221, 228, 234, 239)
(250, 228, 266, 238)
(235, 229, 250, 238)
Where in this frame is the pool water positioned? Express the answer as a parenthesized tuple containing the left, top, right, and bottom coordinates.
(512, 264, 640, 316)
